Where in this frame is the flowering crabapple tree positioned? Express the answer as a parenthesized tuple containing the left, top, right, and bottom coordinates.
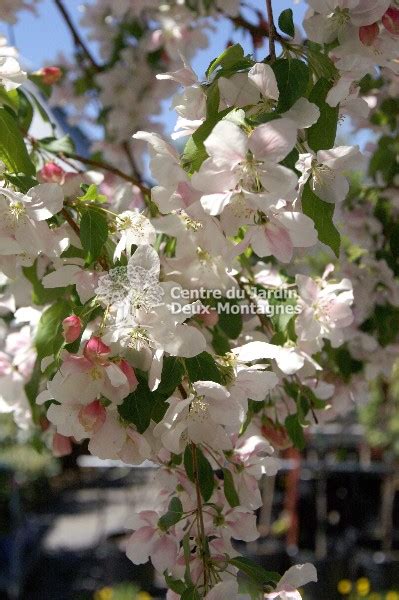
(1, 0, 399, 598)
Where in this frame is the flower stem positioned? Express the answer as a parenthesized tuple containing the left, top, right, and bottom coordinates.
(192, 443, 209, 594)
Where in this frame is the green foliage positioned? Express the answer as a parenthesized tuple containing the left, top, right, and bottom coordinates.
(184, 352, 223, 384)
(206, 43, 252, 79)
(35, 300, 71, 359)
(184, 445, 215, 501)
(0, 107, 35, 175)
(23, 261, 68, 305)
(278, 9, 295, 38)
(80, 209, 109, 263)
(272, 59, 310, 112)
(38, 134, 75, 154)
(301, 182, 341, 257)
(223, 467, 240, 507)
(307, 78, 339, 152)
(158, 497, 183, 530)
(229, 556, 279, 587)
(285, 413, 305, 450)
(118, 374, 154, 433)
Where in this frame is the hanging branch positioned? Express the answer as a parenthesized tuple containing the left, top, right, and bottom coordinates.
(60, 152, 151, 196)
(54, 0, 101, 71)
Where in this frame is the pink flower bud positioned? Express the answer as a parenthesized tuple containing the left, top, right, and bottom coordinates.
(53, 433, 73, 457)
(382, 7, 399, 35)
(78, 400, 106, 433)
(198, 308, 219, 327)
(117, 359, 138, 392)
(62, 315, 82, 344)
(359, 22, 379, 46)
(39, 162, 65, 184)
(39, 66, 62, 85)
(84, 336, 111, 365)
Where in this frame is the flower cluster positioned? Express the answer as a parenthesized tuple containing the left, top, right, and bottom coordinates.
(0, 1, 399, 598)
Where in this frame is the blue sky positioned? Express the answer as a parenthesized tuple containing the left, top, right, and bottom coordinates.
(1, 1, 308, 72)
(1, 1, 365, 147)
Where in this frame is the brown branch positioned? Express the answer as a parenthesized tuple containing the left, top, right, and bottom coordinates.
(265, 0, 277, 61)
(229, 14, 270, 38)
(62, 152, 150, 196)
(61, 207, 80, 236)
(54, 0, 101, 71)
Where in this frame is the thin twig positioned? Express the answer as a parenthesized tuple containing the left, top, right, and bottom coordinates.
(192, 443, 209, 593)
(54, 0, 101, 71)
(61, 207, 80, 236)
(61, 152, 150, 195)
(265, 0, 277, 61)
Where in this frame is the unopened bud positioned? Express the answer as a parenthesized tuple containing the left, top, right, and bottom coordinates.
(359, 22, 379, 46)
(62, 315, 82, 343)
(382, 7, 399, 35)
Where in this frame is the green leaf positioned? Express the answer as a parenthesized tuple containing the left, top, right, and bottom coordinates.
(285, 413, 305, 450)
(78, 183, 107, 203)
(181, 587, 201, 600)
(80, 209, 109, 263)
(307, 78, 339, 152)
(278, 8, 295, 37)
(157, 356, 185, 396)
(118, 375, 153, 433)
(218, 298, 242, 339)
(23, 261, 68, 305)
(301, 182, 340, 256)
(206, 43, 244, 77)
(184, 445, 215, 502)
(35, 300, 71, 359)
(181, 107, 230, 173)
(0, 87, 19, 112)
(272, 59, 310, 112)
(229, 556, 280, 586)
(18, 90, 34, 133)
(4, 173, 38, 193)
(39, 134, 75, 154)
(223, 468, 240, 508)
(164, 574, 186, 595)
(0, 107, 35, 175)
(158, 497, 183, 530)
(184, 352, 222, 384)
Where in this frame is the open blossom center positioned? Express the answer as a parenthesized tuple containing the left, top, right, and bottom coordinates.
(128, 326, 151, 350)
(189, 395, 209, 423)
(330, 7, 350, 27)
(238, 153, 263, 191)
(311, 160, 335, 185)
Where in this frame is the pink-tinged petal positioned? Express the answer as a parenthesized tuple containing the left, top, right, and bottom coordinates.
(42, 265, 81, 288)
(248, 119, 297, 163)
(200, 191, 234, 215)
(78, 400, 106, 434)
(277, 563, 318, 591)
(251, 221, 294, 263)
(62, 315, 82, 343)
(204, 120, 248, 167)
(105, 362, 128, 388)
(205, 581, 239, 600)
(27, 183, 64, 221)
(248, 63, 279, 100)
(117, 359, 138, 392)
(84, 337, 111, 365)
(191, 158, 238, 194)
(274, 213, 318, 248)
(151, 534, 178, 573)
(125, 526, 155, 565)
(226, 511, 259, 542)
(52, 433, 72, 457)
